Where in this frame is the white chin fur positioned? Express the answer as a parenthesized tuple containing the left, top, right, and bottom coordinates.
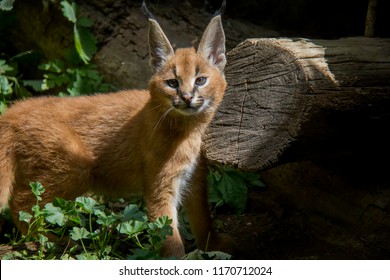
(175, 99, 210, 116)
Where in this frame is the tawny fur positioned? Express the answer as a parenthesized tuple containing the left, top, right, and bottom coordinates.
(0, 13, 234, 257)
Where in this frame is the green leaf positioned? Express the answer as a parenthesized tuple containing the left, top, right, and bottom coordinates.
(52, 197, 84, 226)
(127, 248, 161, 260)
(97, 82, 116, 93)
(64, 48, 83, 64)
(0, 59, 13, 75)
(95, 211, 119, 226)
(80, 66, 99, 79)
(43, 73, 70, 90)
(218, 172, 248, 214)
(67, 72, 84, 96)
(69, 215, 85, 227)
(75, 196, 103, 213)
(66, 66, 105, 95)
(78, 17, 94, 27)
(32, 204, 42, 217)
(19, 211, 32, 223)
(39, 60, 65, 73)
(117, 220, 147, 236)
(0, 101, 7, 114)
(52, 197, 72, 210)
(207, 171, 224, 205)
(53, 197, 79, 217)
(0, 75, 12, 95)
(30, 182, 45, 201)
(15, 85, 31, 99)
(44, 203, 66, 226)
(0, 0, 14, 11)
(61, 0, 99, 67)
(41, 76, 55, 91)
(60, 0, 77, 23)
(38, 233, 48, 245)
(75, 253, 98, 260)
(70, 226, 90, 241)
(73, 26, 97, 64)
(248, 177, 266, 188)
(122, 204, 147, 222)
(151, 215, 172, 229)
(102, 245, 112, 256)
(147, 216, 173, 247)
(185, 249, 231, 260)
(45, 241, 56, 252)
(207, 164, 266, 214)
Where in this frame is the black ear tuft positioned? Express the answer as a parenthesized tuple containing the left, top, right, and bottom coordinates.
(141, 0, 156, 20)
(142, 1, 174, 72)
(213, 0, 227, 17)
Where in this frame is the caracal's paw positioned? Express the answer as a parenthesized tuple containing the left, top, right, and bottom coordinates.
(204, 233, 238, 257)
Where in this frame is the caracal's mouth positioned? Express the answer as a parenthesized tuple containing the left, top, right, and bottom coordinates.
(173, 98, 210, 116)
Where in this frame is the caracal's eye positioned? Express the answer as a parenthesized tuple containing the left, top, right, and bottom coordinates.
(166, 79, 179, 88)
(195, 77, 207, 86)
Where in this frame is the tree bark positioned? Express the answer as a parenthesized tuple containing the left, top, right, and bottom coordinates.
(203, 37, 390, 171)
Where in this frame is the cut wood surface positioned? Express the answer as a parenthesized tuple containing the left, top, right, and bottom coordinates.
(203, 37, 390, 171)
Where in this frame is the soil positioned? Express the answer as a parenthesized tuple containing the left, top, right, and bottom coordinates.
(215, 161, 390, 260)
(216, 189, 367, 260)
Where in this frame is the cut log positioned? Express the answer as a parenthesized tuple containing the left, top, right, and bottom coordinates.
(203, 37, 390, 171)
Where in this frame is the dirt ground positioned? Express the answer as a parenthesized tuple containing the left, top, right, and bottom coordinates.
(215, 161, 390, 260)
(216, 189, 366, 260)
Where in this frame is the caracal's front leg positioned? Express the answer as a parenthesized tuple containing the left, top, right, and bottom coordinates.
(184, 155, 237, 255)
(144, 170, 185, 258)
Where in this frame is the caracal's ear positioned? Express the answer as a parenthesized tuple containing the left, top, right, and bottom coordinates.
(142, 1, 174, 72)
(197, 1, 226, 72)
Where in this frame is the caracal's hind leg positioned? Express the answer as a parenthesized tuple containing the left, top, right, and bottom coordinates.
(184, 155, 237, 255)
(9, 122, 94, 232)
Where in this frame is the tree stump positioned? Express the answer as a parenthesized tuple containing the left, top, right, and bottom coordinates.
(203, 37, 390, 171)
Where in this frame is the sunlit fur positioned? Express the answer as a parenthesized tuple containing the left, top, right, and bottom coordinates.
(149, 48, 226, 119)
(0, 13, 233, 258)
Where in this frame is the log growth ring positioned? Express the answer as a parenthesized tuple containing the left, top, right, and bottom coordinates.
(203, 39, 309, 171)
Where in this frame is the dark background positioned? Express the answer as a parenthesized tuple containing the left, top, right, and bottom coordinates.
(206, 0, 390, 38)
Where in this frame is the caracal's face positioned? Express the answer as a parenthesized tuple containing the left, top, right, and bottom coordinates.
(149, 48, 226, 117)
